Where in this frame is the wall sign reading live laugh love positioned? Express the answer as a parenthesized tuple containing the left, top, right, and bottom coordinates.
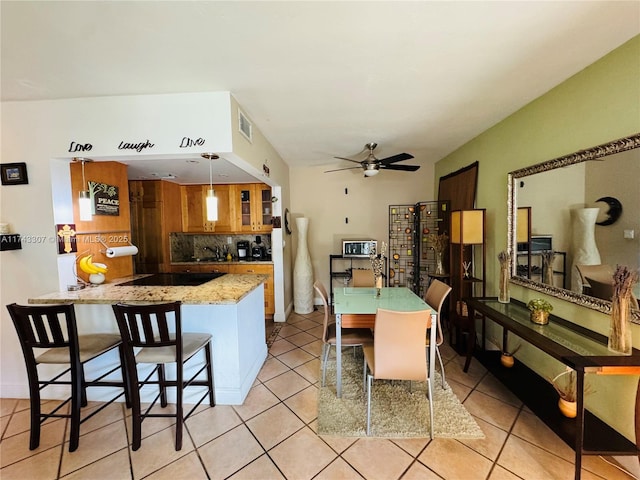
(118, 139, 155, 153)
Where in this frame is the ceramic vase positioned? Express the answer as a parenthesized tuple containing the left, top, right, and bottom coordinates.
(570, 208, 601, 292)
(500, 353, 514, 368)
(608, 295, 632, 355)
(293, 217, 314, 314)
(558, 398, 577, 418)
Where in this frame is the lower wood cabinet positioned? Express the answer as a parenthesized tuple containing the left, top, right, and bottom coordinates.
(168, 263, 274, 317)
(231, 264, 275, 316)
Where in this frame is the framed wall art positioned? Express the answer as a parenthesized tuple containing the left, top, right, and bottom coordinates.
(1, 162, 29, 185)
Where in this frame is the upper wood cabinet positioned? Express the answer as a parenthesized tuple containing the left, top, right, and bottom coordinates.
(130, 180, 181, 273)
(235, 184, 273, 233)
(181, 183, 271, 234)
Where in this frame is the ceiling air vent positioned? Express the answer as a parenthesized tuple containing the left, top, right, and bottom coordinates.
(238, 109, 253, 143)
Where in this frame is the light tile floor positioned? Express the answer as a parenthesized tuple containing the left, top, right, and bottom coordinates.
(1, 308, 636, 479)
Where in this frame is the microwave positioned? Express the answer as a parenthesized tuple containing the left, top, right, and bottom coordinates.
(518, 235, 553, 253)
(342, 240, 377, 258)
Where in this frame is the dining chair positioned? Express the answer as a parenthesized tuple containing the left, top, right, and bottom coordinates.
(6, 302, 129, 452)
(575, 264, 613, 295)
(363, 307, 435, 437)
(313, 280, 373, 386)
(424, 279, 452, 388)
(352, 268, 375, 287)
(111, 301, 214, 451)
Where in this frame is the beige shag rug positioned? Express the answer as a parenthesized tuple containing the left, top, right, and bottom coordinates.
(317, 350, 484, 438)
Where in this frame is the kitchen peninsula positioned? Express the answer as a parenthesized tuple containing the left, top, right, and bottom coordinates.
(28, 273, 268, 405)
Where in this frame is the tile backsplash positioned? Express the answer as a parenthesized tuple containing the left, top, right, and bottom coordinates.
(170, 233, 271, 262)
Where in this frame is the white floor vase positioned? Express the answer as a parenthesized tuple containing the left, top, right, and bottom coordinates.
(293, 217, 314, 314)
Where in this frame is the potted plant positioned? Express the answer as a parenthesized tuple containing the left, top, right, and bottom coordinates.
(527, 298, 553, 325)
(551, 369, 593, 418)
(551, 369, 577, 418)
(488, 335, 521, 368)
(500, 342, 521, 368)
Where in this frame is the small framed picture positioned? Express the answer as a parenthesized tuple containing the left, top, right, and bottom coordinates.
(1, 163, 29, 185)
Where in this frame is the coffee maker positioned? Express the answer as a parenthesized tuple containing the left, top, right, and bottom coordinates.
(252, 235, 266, 260)
(236, 241, 250, 260)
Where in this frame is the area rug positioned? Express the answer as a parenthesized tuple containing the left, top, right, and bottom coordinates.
(317, 350, 484, 438)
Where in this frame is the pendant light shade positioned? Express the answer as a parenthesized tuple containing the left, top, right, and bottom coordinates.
(79, 191, 92, 221)
(202, 153, 219, 222)
(206, 189, 218, 222)
(73, 157, 93, 221)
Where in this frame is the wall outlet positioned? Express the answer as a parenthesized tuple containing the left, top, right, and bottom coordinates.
(227, 236, 233, 244)
(623, 229, 635, 239)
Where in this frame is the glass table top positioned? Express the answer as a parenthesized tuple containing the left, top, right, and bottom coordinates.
(476, 299, 614, 357)
(333, 287, 430, 314)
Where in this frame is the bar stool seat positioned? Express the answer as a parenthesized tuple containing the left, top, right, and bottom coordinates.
(6, 303, 130, 452)
(37, 334, 123, 363)
(112, 301, 215, 451)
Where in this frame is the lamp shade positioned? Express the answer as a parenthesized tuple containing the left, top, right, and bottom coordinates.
(79, 191, 92, 221)
(206, 189, 218, 222)
(451, 209, 484, 244)
(516, 207, 531, 243)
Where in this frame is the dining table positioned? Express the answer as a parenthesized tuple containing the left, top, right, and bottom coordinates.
(332, 286, 434, 397)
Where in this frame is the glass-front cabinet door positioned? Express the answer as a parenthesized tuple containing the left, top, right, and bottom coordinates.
(236, 184, 272, 233)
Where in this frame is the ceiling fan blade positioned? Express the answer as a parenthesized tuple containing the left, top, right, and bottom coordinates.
(334, 156, 364, 165)
(381, 164, 420, 172)
(379, 153, 414, 165)
(324, 166, 363, 173)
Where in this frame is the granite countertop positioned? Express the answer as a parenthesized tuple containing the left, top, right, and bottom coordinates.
(28, 274, 268, 305)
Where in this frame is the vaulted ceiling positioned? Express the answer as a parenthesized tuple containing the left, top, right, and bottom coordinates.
(2, 1, 638, 183)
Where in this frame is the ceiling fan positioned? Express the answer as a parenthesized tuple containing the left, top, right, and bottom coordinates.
(325, 142, 420, 177)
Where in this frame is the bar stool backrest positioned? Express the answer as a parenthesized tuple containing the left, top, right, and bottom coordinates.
(8, 303, 80, 366)
(113, 301, 182, 362)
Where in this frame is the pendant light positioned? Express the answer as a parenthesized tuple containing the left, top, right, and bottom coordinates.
(73, 157, 93, 221)
(201, 153, 219, 221)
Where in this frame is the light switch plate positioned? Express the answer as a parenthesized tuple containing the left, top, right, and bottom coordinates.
(623, 229, 635, 239)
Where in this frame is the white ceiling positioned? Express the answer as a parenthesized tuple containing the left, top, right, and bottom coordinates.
(2, 1, 639, 184)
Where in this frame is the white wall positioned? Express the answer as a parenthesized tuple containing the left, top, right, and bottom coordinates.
(289, 158, 436, 298)
(0, 92, 291, 397)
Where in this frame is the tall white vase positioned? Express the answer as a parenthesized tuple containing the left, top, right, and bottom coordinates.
(570, 208, 601, 292)
(293, 217, 314, 314)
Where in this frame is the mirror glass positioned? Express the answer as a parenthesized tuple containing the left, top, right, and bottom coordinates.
(508, 133, 640, 323)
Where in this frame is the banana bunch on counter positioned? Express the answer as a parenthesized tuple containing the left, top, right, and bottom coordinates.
(78, 255, 108, 284)
(79, 255, 108, 274)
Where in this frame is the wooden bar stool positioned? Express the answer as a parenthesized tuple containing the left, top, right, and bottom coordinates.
(6, 302, 130, 452)
(111, 301, 215, 451)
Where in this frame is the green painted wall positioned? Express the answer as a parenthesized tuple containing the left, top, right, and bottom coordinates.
(435, 35, 640, 440)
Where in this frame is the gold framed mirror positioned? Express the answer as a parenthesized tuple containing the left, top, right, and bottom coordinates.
(507, 133, 640, 322)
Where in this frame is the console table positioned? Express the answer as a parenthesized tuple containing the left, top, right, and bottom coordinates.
(466, 297, 640, 480)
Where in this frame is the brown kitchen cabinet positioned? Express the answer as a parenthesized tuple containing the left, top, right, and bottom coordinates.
(181, 185, 206, 233)
(235, 184, 272, 233)
(169, 263, 231, 274)
(130, 180, 181, 273)
(181, 184, 236, 233)
(231, 264, 274, 316)
(169, 264, 204, 273)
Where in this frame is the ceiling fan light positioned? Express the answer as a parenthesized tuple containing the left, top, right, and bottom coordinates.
(364, 164, 379, 176)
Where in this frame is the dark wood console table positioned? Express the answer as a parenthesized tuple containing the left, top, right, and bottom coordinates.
(466, 297, 640, 480)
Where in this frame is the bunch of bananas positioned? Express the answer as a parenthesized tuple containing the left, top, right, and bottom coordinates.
(78, 255, 108, 275)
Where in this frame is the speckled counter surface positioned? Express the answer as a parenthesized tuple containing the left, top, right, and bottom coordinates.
(28, 273, 267, 305)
